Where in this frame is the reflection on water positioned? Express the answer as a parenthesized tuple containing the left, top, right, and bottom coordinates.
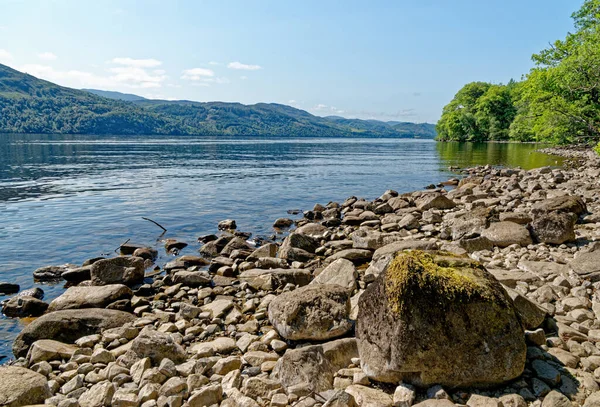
(0, 134, 561, 360)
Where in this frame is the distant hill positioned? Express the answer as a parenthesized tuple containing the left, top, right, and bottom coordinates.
(0, 63, 436, 137)
(83, 89, 147, 102)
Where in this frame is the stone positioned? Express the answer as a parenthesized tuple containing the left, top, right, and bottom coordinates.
(239, 268, 311, 291)
(570, 251, 600, 281)
(323, 390, 358, 407)
(325, 249, 373, 265)
(279, 233, 319, 261)
(79, 381, 115, 407)
(503, 286, 547, 329)
(542, 390, 571, 407)
(48, 284, 132, 311)
(33, 264, 70, 281)
(499, 394, 527, 407)
(13, 308, 135, 357)
(356, 251, 526, 387)
(274, 218, 294, 228)
(467, 395, 502, 407)
(171, 270, 211, 287)
(0, 282, 19, 294)
(393, 383, 416, 407)
(481, 222, 533, 248)
(532, 212, 578, 245)
(160, 377, 188, 397)
(28, 339, 77, 363)
(218, 219, 237, 230)
(532, 195, 587, 217)
(268, 284, 352, 340)
(274, 338, 357, 393)
(345, 385, 393, 407)
(531, 360, 561, 386)
(312, 258, 357, 292)
(0, 366, 51, 407)
(412, 401, 455, 407)
(414, 193, 456, 211)
(2, 295, 48, 317)
(188, 384, 223, 406)
(200, 299, 233, 319)
(90, 257, 145, 286)
(130, 327, 186, 364)
(517, 261, 570, 279)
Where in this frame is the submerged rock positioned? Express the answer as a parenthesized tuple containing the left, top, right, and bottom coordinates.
(0, 282, 19, 295)
(2, 295, 48, 317)
(356, 250, 526, 387)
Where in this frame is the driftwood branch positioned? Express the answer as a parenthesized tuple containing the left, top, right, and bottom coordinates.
(114, 238, 130, 254)
(142, 217, 167, 232)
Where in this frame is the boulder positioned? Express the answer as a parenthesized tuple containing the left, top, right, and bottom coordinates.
(279, 232, 319, 262)
(13, 308, 135, 357)
(415, 193, 456, 211)
(274, 338, 358, 393)
(28, 339, 78, 363)
(345, 385, 393, 407)
(172, 270, 211, 287)
(356, 251, 526, 387)
(481, 222, 533, 248)
(273, 218, 294, 228)
(130, 326, 186, 364)
(218, 219, 237, 230)
(503, 286, 546, 329)
(325, 249, 373, 265)
(311, 258, 357, 292)
(239, 268, 311, 291)
(90, 257, 145, 286)
(61, 265, 92, 283)
(532, 195, 587, 217)
(570, 251, 600, 281)
(0, 282, 19, 294)
(48, 284, 132, 311)
(0, 366, 51, 407)
(2, 295, 48, 317)
(366, 240, 438, 278)
(269, 284, 352, 341)
(531, 212, 577, 245)
(32, 264, 71, 281)
(296, 222, 329, 236)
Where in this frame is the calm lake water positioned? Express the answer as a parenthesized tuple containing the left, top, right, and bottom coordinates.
(0, 134, 562, 359)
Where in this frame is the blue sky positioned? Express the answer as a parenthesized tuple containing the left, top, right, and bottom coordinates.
(0, 0, 581, 123)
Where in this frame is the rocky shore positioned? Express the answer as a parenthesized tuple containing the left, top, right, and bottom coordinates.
(2, 148, 600, 407)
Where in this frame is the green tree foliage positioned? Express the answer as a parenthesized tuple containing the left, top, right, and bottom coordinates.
(438, 0, 600, 145)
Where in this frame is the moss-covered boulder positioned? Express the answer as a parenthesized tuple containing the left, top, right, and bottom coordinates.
(356, 250, 526, 388)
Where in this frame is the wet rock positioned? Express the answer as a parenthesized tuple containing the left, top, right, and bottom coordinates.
(2, 295, 48, 317)
(130, 326, 186, 365)
(16, 287, 44, 299)
(269, 284, 352, 340)
(62, 265, 92, 283)
(218, 219, 237, 230)
(0, 282, 19, 294)
(531, 212, 577, 245)
(274, 218, 294, 228)
(48, 284, 132, 311)
(13, 308, 135, 357)
(133, 247, 159, 260)
(33, 264, 71, 281)
(90, 257, 145, 286)
(481, 221, 533, 247)
(164, 239, 188, 253)
(0, 366, 51, 407)
(356, 251, 526, 387)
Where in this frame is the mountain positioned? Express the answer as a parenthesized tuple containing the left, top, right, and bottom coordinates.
(83, 89, 147, 102)
(0, 63, 436, 138)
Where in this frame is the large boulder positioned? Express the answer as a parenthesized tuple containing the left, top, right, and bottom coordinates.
(2, 295, 48, 317)
(481, 221, 533, 248)
(531, 212, 577, 244)
(48, 284, 132, 311)
(366, 240, 438, 278)
(531, 195, 587, 217)
(239, 268, 311, 291)
(279, 232, 319, 262)
(0, 366, 51, 406)
(130, 326, 186, 364)
(356, 251, 526, 387)
(13, 308, 135, 357)
(90, 256, 145, 286)
(274, 338, 358, 393)
(269, 284, 352, 341)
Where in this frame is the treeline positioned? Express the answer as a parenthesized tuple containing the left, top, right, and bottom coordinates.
(437, 0, 600, 145)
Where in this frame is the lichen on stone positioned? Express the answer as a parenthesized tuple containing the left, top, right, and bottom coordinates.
(384, 250, 501, 314)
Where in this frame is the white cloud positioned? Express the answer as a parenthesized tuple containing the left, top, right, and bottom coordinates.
(181, 67, 215, 80)
(0, 49, 13, 64)
(111, 57, 162, 68)
(38, 52, 57, 61)
(312, 104, 345, 115)
(208, 61, 220, 65)
(240, 75, 248, 80)
(227, 61, 262, 70)
(108, 66, 167, 88)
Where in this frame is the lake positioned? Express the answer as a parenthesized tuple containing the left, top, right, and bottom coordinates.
(0, 135, 562, 359)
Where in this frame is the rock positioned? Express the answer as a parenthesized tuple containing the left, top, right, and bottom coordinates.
(32, 264, 71, 281)
(499, 394, 527, 407)
(503, 286, 547, 329)
(459, 236, 494, 252)
(532, 195, 587, 217)
(164, 239, 188, 253)
(488, 269, 538, 288)
(467, 395, 502, 407)
(412, 401, 455, 407)
(356, 251, 526, 387)
(79, 381, 115, 407)
(133, 247, 158, 260)
(274, 338, 358, 393)
(415, 193, 456, 211)
(28, 339, 77, 363)
(531, 360, 561, 385)
(62, 266, 92, 283)
(269, 284, 352, 341)
(2, 295, 48, 317)
(325, 249, 373, 265)
(130, 326, 186, 364)
(345, 385, 393, 407)
(279, 232, 319, 261)
(0, 366, 51, 406)
(296, 222, 329, 236)
(247, 243, 278, 260)
(323, 390, 358, 407)
(17, 287, 44, 299)
(13, 308, 135, 357)
(570, 251, 600, 281)
(481, 221, 533, 247)
(188, 384, 223, 406)
(274, 218, 294, 228)
(172, 270, 211, 287)
(517, 261, 569, 279)
(531, 212, 577, 245)
(0, 282, 19, 294)
(239, 268, 311, 291)
(393, 383, 416, 407)
(585, 392, 600, 407)
(218, 219, 237, 230)
(90, 257, 145, 286)
(311, 258, 357, 292)
(542, 390, 571, 407)
(48, 284, 132, 311)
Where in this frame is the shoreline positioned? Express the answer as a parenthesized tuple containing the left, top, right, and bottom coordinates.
(2, 148, 600, 406)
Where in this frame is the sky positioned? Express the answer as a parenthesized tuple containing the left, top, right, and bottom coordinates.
(0, 0, 582, 123)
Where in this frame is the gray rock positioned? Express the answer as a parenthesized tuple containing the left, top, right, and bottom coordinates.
(542, 390, 571, 407)
(415, 193, 456, 211)
(531, 195, 587, 217)
(269, 284, 352, 341)
(531, 212, 577, 245)
(48, 284, 132, 311)
(503, 286, 547, 329)
(570, 251, 600, 281)
(28, 339, 78, 363)
(279, 233, 319, 261)
(2, 295, 48, 317)
(79, 381, 115, 407)
(172, 270, 211, 287)
(0, 282, 19, 295)
(481, 221, 533, 247)
(13, 308, 135, 357)
(311, 258, 357, 292)
(531, 360, 561, 386)
(0, 366, 51, 407)
(239, 268, 311, 291)
(130, 326, 186, 364)
(90, 257, 145, 286)
(33, 264, 71, 281)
